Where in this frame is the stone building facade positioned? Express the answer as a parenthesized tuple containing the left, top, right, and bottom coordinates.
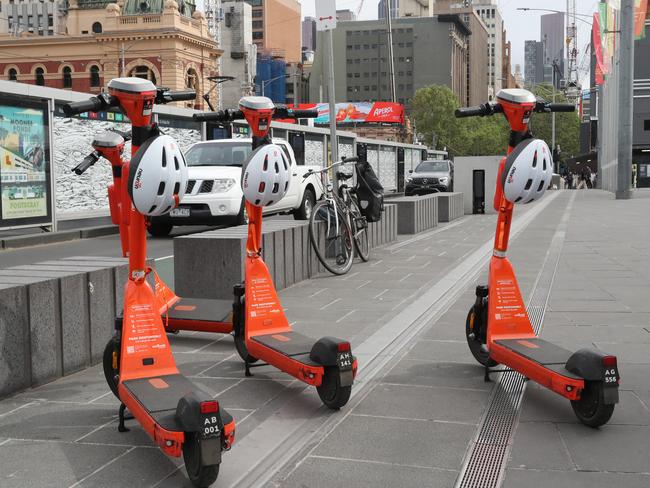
(0, 0, 221, 108)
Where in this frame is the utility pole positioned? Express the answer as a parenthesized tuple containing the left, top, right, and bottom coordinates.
(616, 0, 634, 199)
(121, 42, 126, 77)
(384, 0, 396, 102)
(552, 60, 557, 168)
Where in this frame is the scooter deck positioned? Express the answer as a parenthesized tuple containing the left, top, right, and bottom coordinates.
(494, 338, 581, 378)
(123, 374, 233, 431)
(166, 297, 232, 324)
(251, 331, 319, 365)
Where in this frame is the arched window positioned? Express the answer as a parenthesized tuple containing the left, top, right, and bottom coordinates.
(35, 67, 45, 86)
(90, 65, 100, 87)
(8, 68, 17, 81)
(186, 68, 198, 90)
(63, 66, 72, 88)
(128, 65, 156, 85)
(92, 22, 102, 34)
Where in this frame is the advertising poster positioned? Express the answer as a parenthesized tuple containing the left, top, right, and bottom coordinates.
(0, 96, 51, 226)
(293, 102, 405, 125)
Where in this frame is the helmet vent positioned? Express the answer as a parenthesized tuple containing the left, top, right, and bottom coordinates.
(263, 155, 268, 171)
(537, 180, 545, 192)
(255, 199, 261, 205)
(524, 179, 533, 190)
(258, 181, 266, 193)
(268, 200, 274, 205)
(162, 147, 167, 167)
(162, 205, 171, 214)
(173, 182, 180, 195)
(274, 161, 279, 174)
(284, 181, 289, 192)
(272, 182, 279, 193)
(157, 182, 165, 196)
(174, 156, 180, 171)
(148, 204, 157, 214)
(542, 158, 547, 171)
(532, 152, 537, 168)
(515, 197, 523, 203)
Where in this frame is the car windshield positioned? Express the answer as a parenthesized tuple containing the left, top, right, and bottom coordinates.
(185, 141, 252, 167)
(415, 161, 449, 172)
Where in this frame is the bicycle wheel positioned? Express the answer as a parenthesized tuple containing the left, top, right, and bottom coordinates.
(309, 200, 354, 275)
(349, 197, 369, 262)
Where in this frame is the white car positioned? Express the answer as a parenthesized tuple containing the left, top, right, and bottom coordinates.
(147, 138, 323, 236)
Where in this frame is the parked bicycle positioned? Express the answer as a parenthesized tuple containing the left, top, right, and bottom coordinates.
(304, 156, 369, 275)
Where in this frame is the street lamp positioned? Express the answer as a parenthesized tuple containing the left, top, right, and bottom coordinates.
(261, 74, 289, 97)
(516, 8, 593, 26)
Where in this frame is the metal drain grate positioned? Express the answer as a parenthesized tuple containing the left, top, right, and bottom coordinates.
(456, 193, 575, 488)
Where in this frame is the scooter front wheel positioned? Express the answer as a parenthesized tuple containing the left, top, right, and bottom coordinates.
(183, 432, 220, 487)
(465, 306, 498, 367)
(102, 335, 120, 399)
(317, 366, 352, 409)
(571, 381, 615, 428)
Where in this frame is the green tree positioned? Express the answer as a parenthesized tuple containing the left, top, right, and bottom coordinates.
(409, 84, 581, 158)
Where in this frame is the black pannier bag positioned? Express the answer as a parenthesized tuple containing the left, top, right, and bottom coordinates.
(355, 160, 384, 222)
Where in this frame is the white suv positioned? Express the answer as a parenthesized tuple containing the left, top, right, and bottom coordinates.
(147, 138, 323, 236)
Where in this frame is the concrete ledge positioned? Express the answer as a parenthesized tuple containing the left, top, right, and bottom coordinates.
(390, 194, 439, 234)
(0, 257, 129, 398)
(437, 192, 464, 222)
(0, 225, 118, 250)
(175, 211, 398, 300)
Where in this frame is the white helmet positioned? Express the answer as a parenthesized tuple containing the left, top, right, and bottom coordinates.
(241, 144, 290, 207)
(501, 138, 553, 204)
(128, 134, 188, 216)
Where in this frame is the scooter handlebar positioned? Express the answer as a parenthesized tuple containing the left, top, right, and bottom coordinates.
(455, 103, 502, 118)
(547, 103, 575, 113)
(62, 93, 117, 117)
(72, 151, 100, 175)
(192, 109, 244, 122)
(157, 89, 197, 103)
(274, 108, 319, 119)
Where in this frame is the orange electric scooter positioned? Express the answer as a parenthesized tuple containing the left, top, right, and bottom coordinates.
(194, 98, 358, 409)
(72, 124, 233, 337)
(63, 78, 235, 487)
(457, 89, 620, 427)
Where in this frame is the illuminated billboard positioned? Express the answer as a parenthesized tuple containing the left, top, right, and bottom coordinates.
(296, 102, 405, 125)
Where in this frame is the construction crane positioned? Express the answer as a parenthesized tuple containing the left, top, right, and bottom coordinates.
(565, 0, 581, 103)
(356, 0, 366, 19)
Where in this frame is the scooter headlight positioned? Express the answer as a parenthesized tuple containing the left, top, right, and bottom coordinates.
(213, 178, 236, 193)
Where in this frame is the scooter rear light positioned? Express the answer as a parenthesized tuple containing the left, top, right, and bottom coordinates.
(338, 342, 351, 352)
(602, 356, 617, 367)
(200, 401, 219, 414)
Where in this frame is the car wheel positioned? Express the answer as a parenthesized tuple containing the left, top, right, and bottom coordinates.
(147, 222, 173, 237)
(235, 199, 248, 226)
(294, 188, 315, 220)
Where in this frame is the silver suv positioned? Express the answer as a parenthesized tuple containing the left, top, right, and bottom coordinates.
(405, 160, 454, 195)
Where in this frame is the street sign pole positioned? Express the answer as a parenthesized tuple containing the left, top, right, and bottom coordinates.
(616, 0, 634, 199)
(317, 0, 339, 187)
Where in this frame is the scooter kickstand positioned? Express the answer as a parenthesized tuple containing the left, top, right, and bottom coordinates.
(245, 361, 253, 377)
(484, 364, 491, 383)
(118, 403, 131, 432)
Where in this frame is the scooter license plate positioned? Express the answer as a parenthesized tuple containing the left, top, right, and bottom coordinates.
(604, 367, 619, 385)
(170, 207, 190, 217)
(337, 351, 353, 372)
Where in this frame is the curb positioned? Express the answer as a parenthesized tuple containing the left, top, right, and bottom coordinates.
(1, 225, 119, 250)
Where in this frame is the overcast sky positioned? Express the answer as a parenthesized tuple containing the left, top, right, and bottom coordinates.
(298, 0, 597, 85)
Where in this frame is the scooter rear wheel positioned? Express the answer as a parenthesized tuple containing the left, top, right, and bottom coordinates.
(317, 366, 352, 410)
(183, 432, 220, 487)
(102, 335, 120, 399)
(571, 381, 615, 428)
(466, 306, 498, 367)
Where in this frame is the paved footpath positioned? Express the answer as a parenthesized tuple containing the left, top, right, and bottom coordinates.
(0, 190, 648, 488)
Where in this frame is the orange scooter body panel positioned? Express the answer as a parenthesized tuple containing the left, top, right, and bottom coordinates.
(486, 256, 534, 344)
(243, 203, 326, 386)
(118, 279, 179, 382)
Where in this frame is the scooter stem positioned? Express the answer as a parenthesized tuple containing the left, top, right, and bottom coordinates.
(246, 201, 263, 255)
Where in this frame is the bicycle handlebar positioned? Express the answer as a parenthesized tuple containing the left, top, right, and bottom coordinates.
(72, 151, 100, 175)
(302, 157, 359, 178)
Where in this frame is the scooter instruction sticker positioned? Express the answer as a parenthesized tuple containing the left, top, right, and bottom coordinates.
(125, 302, 166, 354)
